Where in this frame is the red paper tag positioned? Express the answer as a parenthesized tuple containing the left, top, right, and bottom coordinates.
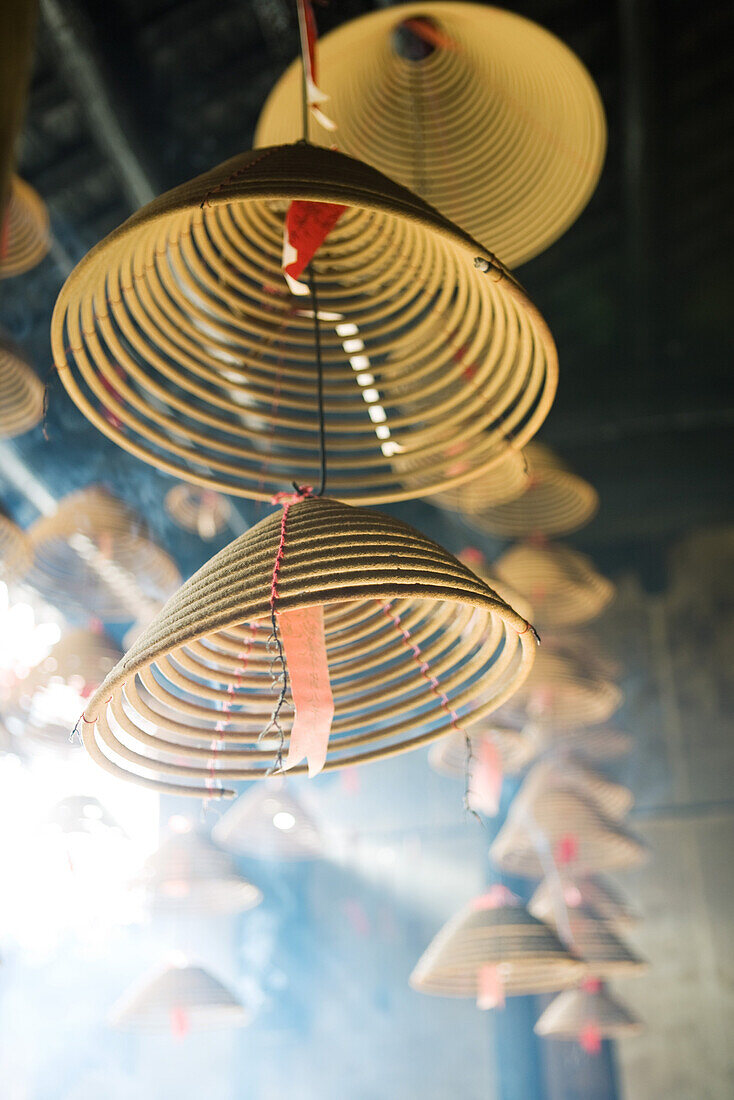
(579, 1022, 602, 1055)
(468, 738, 503, 816)
(280, 603, 334, 776)
(170, 1006, 190, 1039)
(582, 977, 602, 994)
(556, 834, 579, 866)
(477, 964, 505, 1011)
(282, 200, 347, 291)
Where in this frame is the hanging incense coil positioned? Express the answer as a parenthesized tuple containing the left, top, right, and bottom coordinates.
(529, 875, 639, 929)
(0, 176, 50, 278)
(79, 496, 537, 796)
(136, 828, 262, 914)
(410, 447, 530, 515)
(213, 783, 322, 861)
(110, 963, 249, 1030)
(0, 344, 44, 438)
(490, 771, 646, 878)
(469, 443, 599, 537)
(51, 142, 557, 505)
(535, 985, 643, 1041)
(540, 903, 647, 978)
(511, 759, 633, 822)
(255, 2, 606, 267)
(410, 891, 585, 999)
(541, 631, 621, 681)
(495, 649, 623, 731)
(429, 725, 535, 779)
(27, 487, 181, 622)
(0, 513, 31, 583)
(495, 543, 614, 629)
(165, 483, 232, 539)
(530, 724, 633, 762)
(7, 628, 121, 749)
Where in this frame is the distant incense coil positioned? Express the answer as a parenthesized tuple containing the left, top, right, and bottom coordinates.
(79, 496, 536, 796)
(529, 874, 639, 929)
(470, 442, 598, 537)
(495, 648, 623, 730)
(0, 513, 31, 583)
(0, 344, 43, 438)
(256, 2, 606, 267)
(51, 142, 557, 504)
(533, 725, 633, 761)
(165, 483, 232, 539)
(410, 891, 585, 999)
(212, 785, 322, 861)
(0, 176, 50, 278)
(136, 829, 262, 914)
(429, 725, 535, 778)
(495, 542, 614, 628)
(27, 487, 181, 621)
(110, 964, 249, 1030)
(535, 985, 643, 1040)
(518, 759, 633, 822)
(417, 448, 530, 515)
(539, 902, 647, 979)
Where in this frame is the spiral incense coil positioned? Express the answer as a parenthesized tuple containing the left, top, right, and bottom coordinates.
(541, 631, 621, 680)
(470, 442, 599, 537)
(255, 2, 606, 267)
(428, 725, 535, 778)
(212, 784, 322, 861)
(535, 985, 643, 1040)
(9, 628, 121, 749)
(490, 786, 646, 879)
(515, 759, 633, 822)
(495, 543, 614, 628)
(0, 177, 50, 278)
(418, 447, 530, 515)
(165, 483, 232, 539)
(0, 344, 44, 438)
(79, 496, 537, 796)
(410, 894, 585, 999)
(531, 725, 633, 762)
(0, 513, 31, 583)
(27, 487, 181, 621)
(136, 829, 262, 914)
(110, 963, 249, 1030)
(540, 902, 647, 979)
(51, 142, 557, 504)
(529, 874, 639, 929)
(496, 648, 623, 730)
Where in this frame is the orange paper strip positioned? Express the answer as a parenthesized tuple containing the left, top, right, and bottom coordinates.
(280, 603, 334, 776)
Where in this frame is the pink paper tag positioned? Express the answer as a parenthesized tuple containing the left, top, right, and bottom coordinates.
(477, 964, 505, 1011)
(471, 885, 518, 911)
(556, 834, 579, 866)
(582, 977, 602, 994)
(280, 604, 334, 777)
(170, 1006, 190, 1039)
(579, 1022, 602, 1055)
(468, 738, 503, 816)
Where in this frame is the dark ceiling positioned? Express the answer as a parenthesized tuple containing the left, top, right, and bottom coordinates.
(1, 0, 733, 590)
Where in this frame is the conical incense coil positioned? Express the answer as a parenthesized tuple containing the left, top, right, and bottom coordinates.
(410, 889, 585, 999)
(79, 497, 537, 796)
(540, 903, 647, 979)
(165, 483, 232, 539)
(516, 759, 633, 823)
(0, 344, 43, 439)
(495, 543, 614, 628)
(535, 984, 643, 1041)
(415, 447, 530, 515)
(212, 784, 322, 861)
(495, 649, 622, 730)
(27, 487, 181, 621)
(541, 631, 621, 681)
(470, 442, 599, 537)
(0, 513, 31, 583)
(529, 875, 638, 929)
(9, 628, 121, 749)
(490, 783, 646, 878)
(255, 2, 606, 267)
(0, 177, 50, 278)
(429, 725, 535, 779)
(110, 963, 249, 1030)
(530, 724, 633, 762)
(136, 828, 262, 914)
(51, 142, 557, 505)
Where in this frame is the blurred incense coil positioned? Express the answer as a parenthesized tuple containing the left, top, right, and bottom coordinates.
(0, 343, 43, 438)
(0, 176, 50, 278)
(535, 985, 643, 1040)
(256, 2, 606, 267)
(165, 483, 232, 539)
(529, 874, 639, 929)
(51, 142, 557, 504)
(429, 725, 535, 779)
(110, 963, 249, 1030)
(494, 648, 623, 730)
(136, 828, 262, 914)
(0, 512, 31, 583)
(495, 542, 614, 628)
(539, 902, 647, 979)
(213, 784, 322, 861)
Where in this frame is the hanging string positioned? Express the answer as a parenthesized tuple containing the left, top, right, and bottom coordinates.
(296, 0, 311, 145)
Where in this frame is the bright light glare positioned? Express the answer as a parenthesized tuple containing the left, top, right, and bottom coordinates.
(0, 584, 62, 678)
(272, 811, 296, 832)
